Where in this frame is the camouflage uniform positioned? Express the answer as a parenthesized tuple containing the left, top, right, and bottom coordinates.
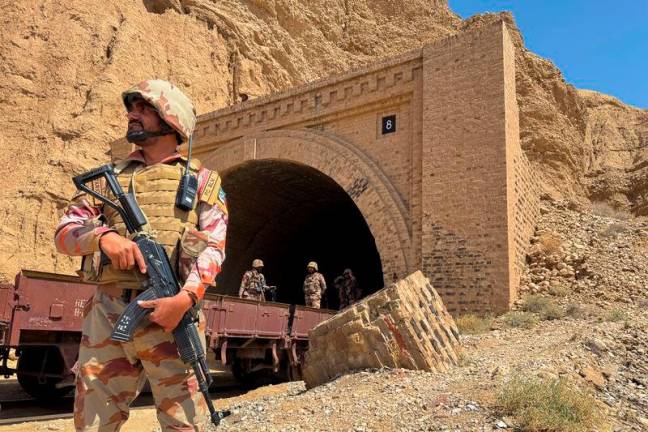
(55, 80, 227, 432)
(334, 276, 347, 309)
(238, 270, 266, 301)
(303, 267, 327, 309)
(75, 291, 209, 431)
(335, 270, 361, 309)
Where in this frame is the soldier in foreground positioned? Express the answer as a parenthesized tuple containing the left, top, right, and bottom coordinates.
(303, 261, 327, 308)
(239, 258, 267, 300)
(55, 79, 228, 432)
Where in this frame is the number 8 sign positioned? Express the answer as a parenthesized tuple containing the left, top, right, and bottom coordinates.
(382, 115, 396, 135)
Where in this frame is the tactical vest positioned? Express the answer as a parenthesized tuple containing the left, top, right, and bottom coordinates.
(95, 158, 202, 288)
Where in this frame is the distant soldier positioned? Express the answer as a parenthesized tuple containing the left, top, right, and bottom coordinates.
(336, 268, 361, 309)
(342, 268, 361, 304)
(239, 259, 266, 301)
(303, 261, 327, 309)
(334, 275, 348, 309)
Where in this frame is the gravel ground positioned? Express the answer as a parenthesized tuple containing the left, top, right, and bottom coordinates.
(4, 201, 647, 432)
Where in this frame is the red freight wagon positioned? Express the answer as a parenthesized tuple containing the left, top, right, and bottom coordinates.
(0, 270, 335, 399)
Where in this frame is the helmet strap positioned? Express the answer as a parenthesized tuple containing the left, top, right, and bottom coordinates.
(126, 122, 176, 144)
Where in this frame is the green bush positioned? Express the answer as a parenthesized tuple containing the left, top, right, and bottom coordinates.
(497, 377, 608, 432)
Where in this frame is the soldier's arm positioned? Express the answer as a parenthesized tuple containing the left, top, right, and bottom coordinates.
(181, 169, 228, 301)
(239, 272, 248, 297)
(320, 274, 327, 293)
(54, 192, 114, 256)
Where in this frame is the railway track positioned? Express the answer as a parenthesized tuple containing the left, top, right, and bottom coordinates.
(0, 383, 244, 426)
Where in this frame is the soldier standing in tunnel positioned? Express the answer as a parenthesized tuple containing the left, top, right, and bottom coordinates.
(303, 261, 327, 309)
(342, 268, 361, 305)
(335, 268, 360, 309)
(334, 275, 347, 309)
(239, 258, 267, 300)
(55, 80, 228, 432)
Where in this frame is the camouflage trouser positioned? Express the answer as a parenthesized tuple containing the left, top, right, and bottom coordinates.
(305, 294, 320, 309)
(74, 290, 207, 432)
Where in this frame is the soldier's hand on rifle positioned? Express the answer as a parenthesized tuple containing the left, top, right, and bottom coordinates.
(99, 232, 147, 273)
(138, 291, 194, 332)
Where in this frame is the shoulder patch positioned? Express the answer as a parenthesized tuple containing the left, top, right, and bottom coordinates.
(200, 170, 222, 206)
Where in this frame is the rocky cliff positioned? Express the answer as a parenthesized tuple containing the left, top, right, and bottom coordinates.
(0, 0, 645, 281)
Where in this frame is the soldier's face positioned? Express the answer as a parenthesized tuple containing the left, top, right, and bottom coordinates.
(308, 267, 315, 273)
(126, 98, 163, 145)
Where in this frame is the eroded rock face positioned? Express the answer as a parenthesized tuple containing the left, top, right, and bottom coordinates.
(0, 0, 460, 282)
(0, 1, 646, 283)
(302, 271, 460, 388)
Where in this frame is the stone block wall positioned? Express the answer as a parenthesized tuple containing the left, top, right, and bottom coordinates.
(420, 21, 533, 313)
(302, 271, 460, 388)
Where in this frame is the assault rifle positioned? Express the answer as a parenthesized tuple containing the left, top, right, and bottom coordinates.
(262, 285, 277, 302)
(73, 164, 228, 427)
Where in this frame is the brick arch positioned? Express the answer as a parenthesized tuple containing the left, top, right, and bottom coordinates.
(198, 129, 412, 285)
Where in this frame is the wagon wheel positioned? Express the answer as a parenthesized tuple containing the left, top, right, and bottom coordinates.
(287, 363, 302, 381)
(16, 347, 72, 400)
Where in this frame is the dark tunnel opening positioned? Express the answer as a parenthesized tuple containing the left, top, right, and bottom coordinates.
(213, 159, 384, 309)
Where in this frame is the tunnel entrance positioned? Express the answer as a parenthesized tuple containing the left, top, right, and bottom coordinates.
(214, 159, 383, 309)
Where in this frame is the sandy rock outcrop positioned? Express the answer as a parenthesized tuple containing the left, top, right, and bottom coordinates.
(0, 0, 460, 281)
(0, 1, 646, 283)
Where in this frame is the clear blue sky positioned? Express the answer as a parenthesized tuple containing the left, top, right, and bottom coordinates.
(449, 0, 648, 109)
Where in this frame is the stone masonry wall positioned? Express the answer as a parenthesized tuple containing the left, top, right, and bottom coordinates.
(302, 271, 460, 388)
(420, 22, 525, 314)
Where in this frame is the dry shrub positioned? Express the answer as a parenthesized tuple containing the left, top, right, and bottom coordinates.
(540, 303, 565, 321)
(566, 303, 587, 319)
(497, 377, 608, 432)
(591, 201, 631, 221)
(456, 314, 493, 335)
(503, 311, 539, 329)
(522, 295, 551, 313)
(549, 284, 570, 297)
(599, 308, 628, 323)
(537, 233, 562, 255)
(599, 222, 628, 238)
(520, 295, 563, 321)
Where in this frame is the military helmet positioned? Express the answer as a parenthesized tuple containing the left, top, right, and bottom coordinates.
(307, 261, 318, 271)
(343, 268, 352, 276)
(252, 259, 264, 268)
(122, 79, 196, 143)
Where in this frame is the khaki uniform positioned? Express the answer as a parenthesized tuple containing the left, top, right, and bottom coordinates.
(238, 270, 266, 301)
(303, 272, 327, 309)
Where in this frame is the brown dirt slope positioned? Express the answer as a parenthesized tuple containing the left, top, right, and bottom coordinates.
(0, 1, 646, 281)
